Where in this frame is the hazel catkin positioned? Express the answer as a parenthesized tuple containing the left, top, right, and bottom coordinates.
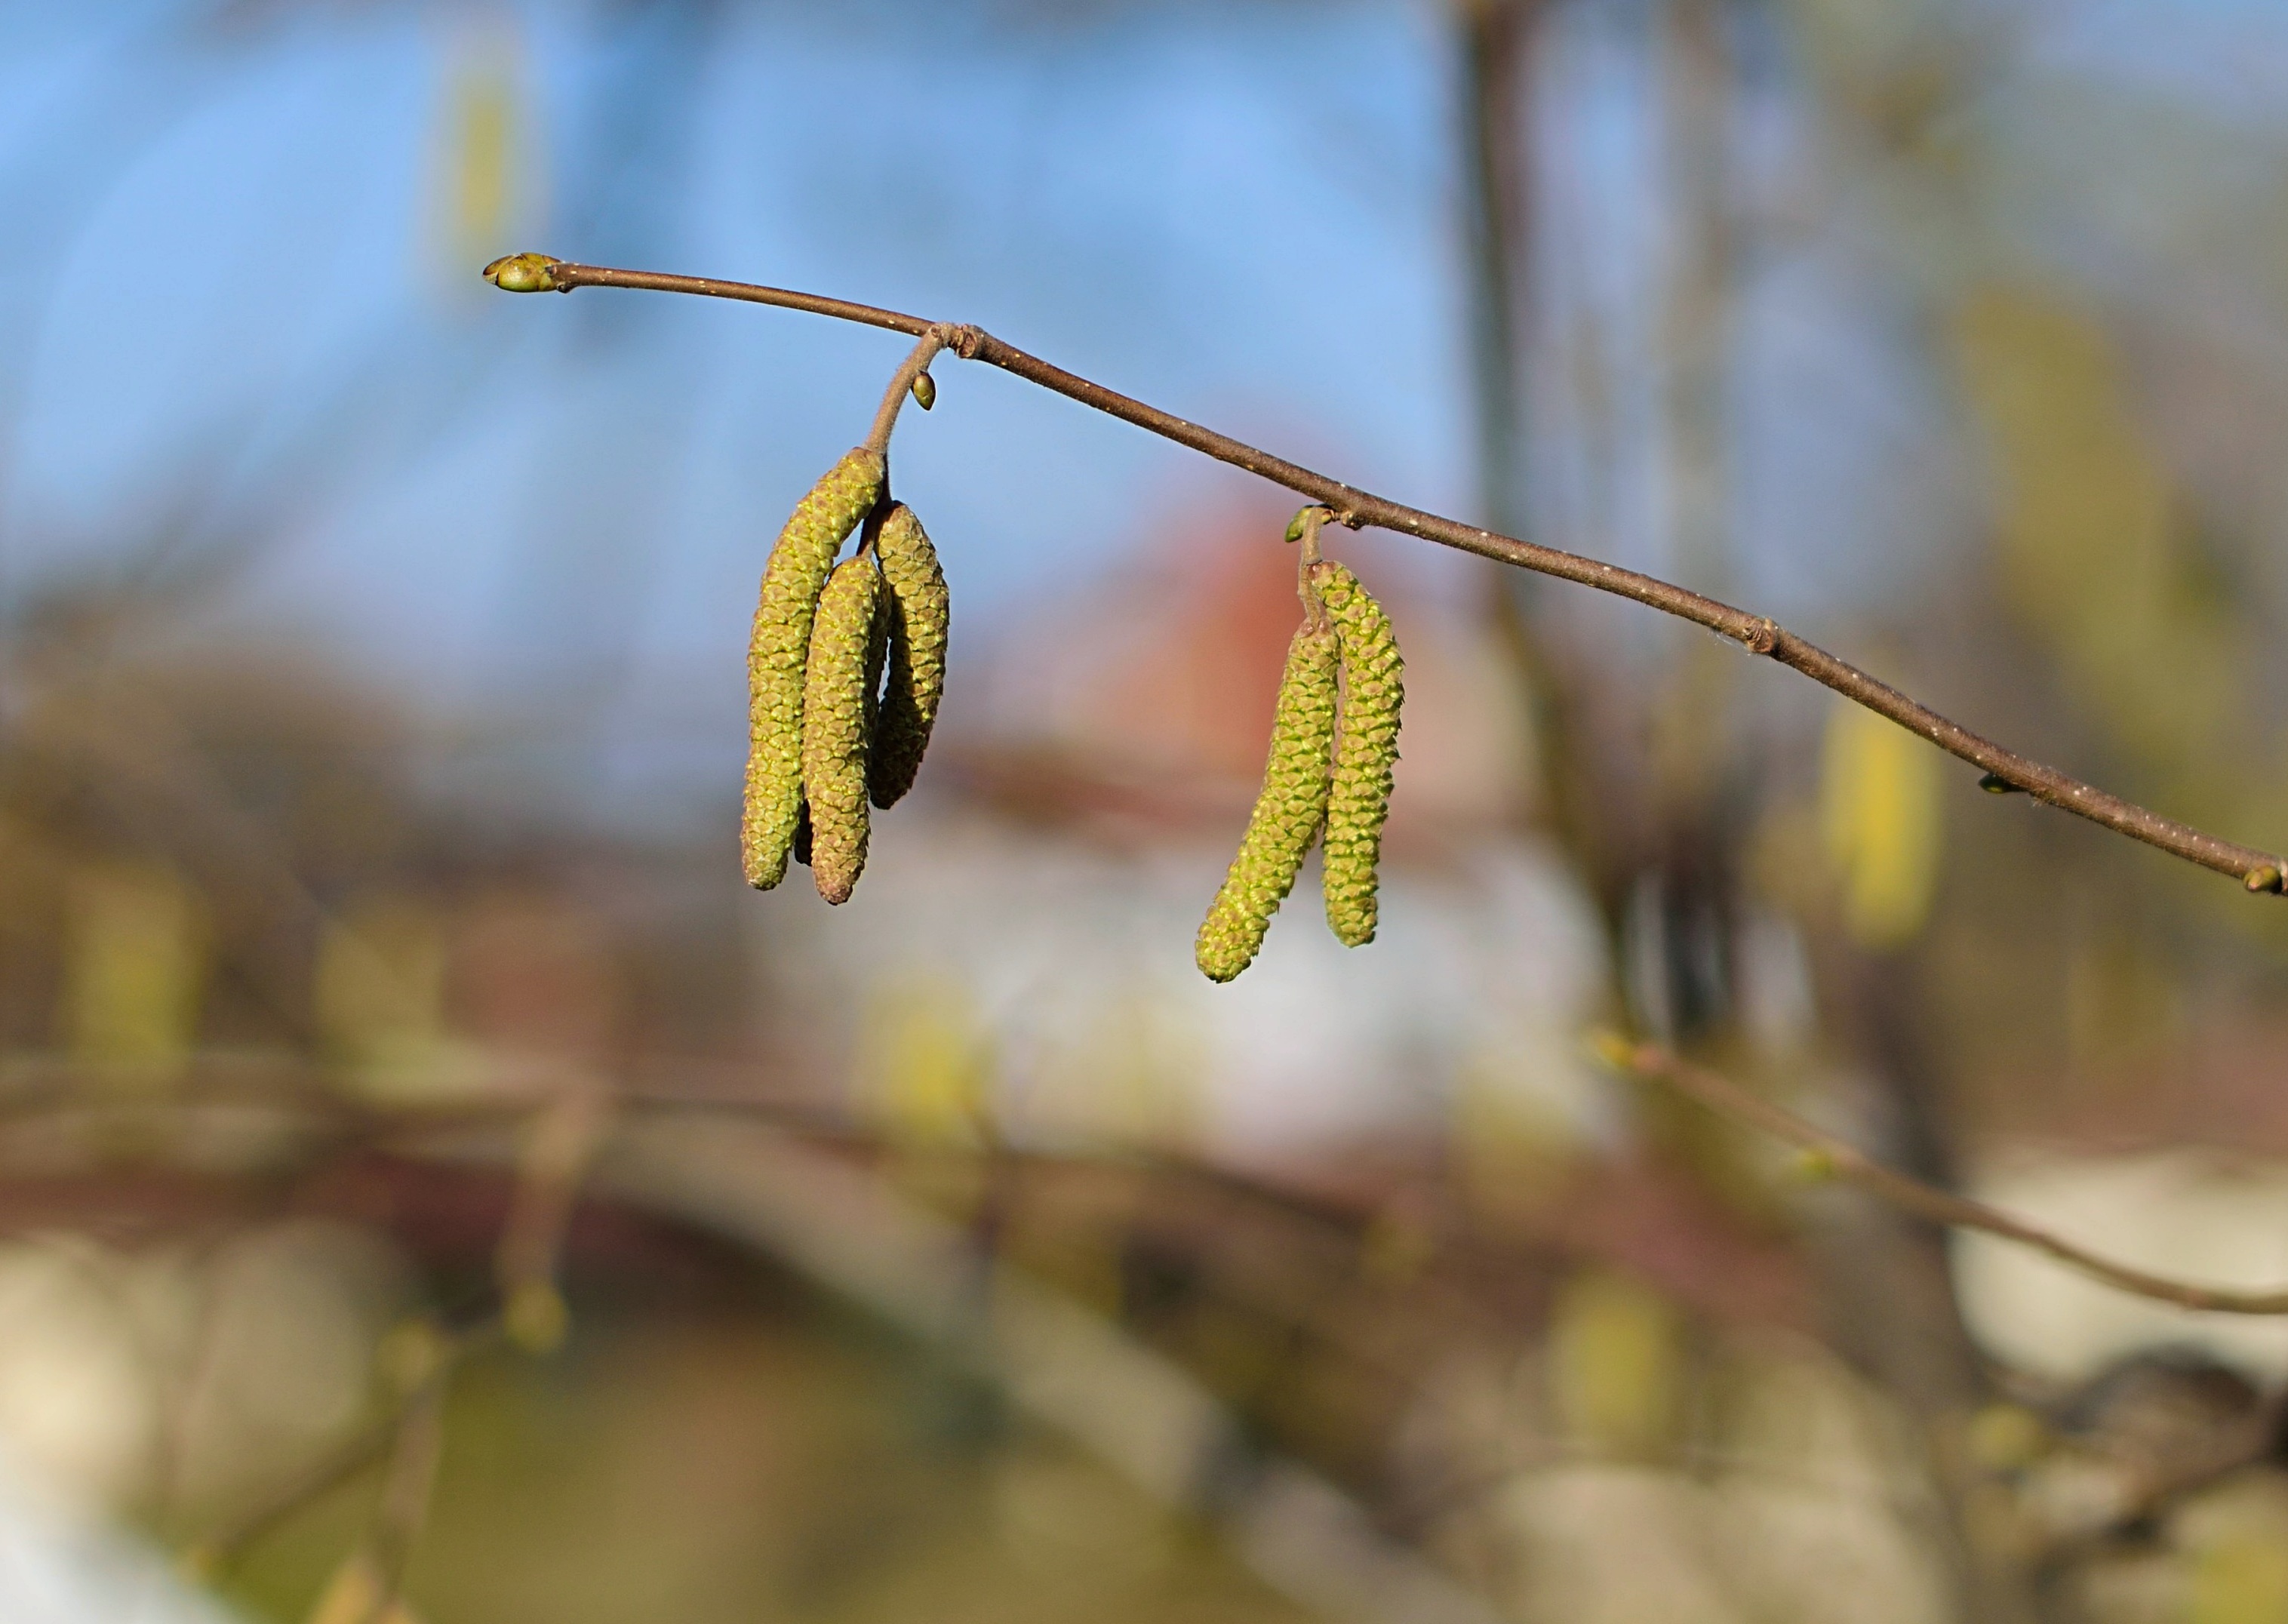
(802, 555, 885, 905)
(1195, 623, 1340, 983)
(743, 447, 884, 890)
(868, 503, 950, 809)
(1312, 561, 1403, 948)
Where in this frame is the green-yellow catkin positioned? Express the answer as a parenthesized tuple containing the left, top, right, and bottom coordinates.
(802, 555, 884, 904)
(868, 503, 950, 809)
(1313, 561, 1403, 948)
(1195, 623, 1340, 983)
(743, 447, 884, 890)
(862, 555, 891, 733)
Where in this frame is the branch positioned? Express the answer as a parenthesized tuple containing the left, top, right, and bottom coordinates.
(180, 1419, 393, 1579)
(182, 1315, 501, 1579)
(361, 1352, 448, 1622)
(480, 252, 2286, 896)
(493, 1084, 610, 1354)
(1599, 1035, 2288, 1315)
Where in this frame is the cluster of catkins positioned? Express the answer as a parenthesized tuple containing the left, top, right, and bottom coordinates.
(1195, 512, 1404, 983)
(740, 460, 1398, 974)
(742, 444, 949, 903)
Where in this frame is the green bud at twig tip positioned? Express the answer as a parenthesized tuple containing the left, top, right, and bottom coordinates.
(1791, 1147, 1838, 1184)
(375, 1317, 451, 1394)
(1585, 1030, 1639, 1072)
(2246, 864, 2282, 894)
(484, 253, 562, 293)
(912, 373, 936, 411)
(504, 1281, 570, 1355)
(1284, 505, 1336, 549)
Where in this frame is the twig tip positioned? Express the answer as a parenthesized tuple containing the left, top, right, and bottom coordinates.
(483, 252, 563, 293)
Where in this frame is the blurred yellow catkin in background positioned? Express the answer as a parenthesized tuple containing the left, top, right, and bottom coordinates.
(432, 22, 524, 287)
(1819, 700, 1943, 949)
(1951, 288, 2242, 770)
(1548, 1269, 1683, 1460)
(315, 894, 447, 1087)
(63, 862, 205, 1093)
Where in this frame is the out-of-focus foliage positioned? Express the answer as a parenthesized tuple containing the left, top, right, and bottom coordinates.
(1952, 288, 2243, 775)
(1818, 700, 1942, 949)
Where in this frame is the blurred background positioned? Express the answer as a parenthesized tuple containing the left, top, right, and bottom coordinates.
(9, 2, 2288, 1620)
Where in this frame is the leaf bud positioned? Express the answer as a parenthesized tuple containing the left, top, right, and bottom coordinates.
(483, 252, 561, 293)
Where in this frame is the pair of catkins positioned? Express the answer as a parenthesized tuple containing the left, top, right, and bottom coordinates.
(1195, 513, 1404, 982)
(741, 466, 1400, 980)
(742, 446, 949, 903)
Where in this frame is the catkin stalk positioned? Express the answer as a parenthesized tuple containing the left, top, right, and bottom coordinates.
(803, 555, 885, 904)
(1313, 561, 1403, 947)
(1195, 623, 1340, 983)
(868, 503, 950, 809)
(743, 448, 884, 889)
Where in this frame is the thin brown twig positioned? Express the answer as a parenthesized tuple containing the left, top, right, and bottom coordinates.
(181, 1419, 392, 1582)
(361, 1369, 447, 1623)
(1602, 1036, 2288, 1315)
(487, 254, 2288, 895)
(19, 1050, 2281, 1321)
(494, 1084, 610, 1353)
(17, 1040, 2283, 1319)
(182, 1316, 500, 1579)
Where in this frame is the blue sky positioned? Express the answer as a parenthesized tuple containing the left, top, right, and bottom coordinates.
(2, 5, 1460, 672)
(6, 0, 2288, 823)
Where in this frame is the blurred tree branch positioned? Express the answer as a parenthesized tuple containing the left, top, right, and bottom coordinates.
(1599, 1036, 2288, 1315)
